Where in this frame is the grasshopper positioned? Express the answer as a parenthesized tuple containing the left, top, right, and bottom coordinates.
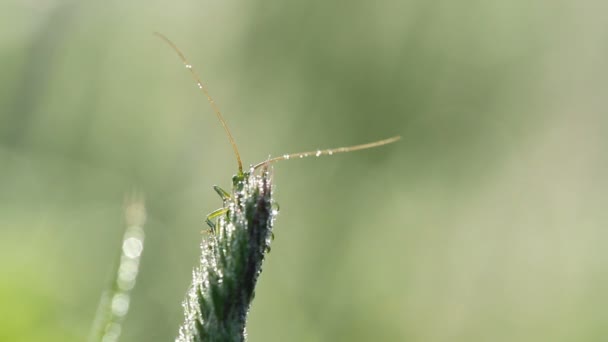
(154, 32, 400, 234)
(156, 32, 400, 341)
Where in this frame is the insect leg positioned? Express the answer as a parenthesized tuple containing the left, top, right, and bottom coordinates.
(205, 207, 229, 232)
(213, 185, 231, 201)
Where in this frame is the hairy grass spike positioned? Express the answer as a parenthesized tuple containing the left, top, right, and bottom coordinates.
(156, 32, 400, 342)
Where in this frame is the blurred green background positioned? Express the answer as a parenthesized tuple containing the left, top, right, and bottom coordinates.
(1, 0, 607, 341)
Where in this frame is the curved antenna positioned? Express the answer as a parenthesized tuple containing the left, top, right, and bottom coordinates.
(252, 135, 401, 170)
(154, 32, 244, 174)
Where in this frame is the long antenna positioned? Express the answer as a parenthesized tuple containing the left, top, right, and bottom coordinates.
(154, 32, 244, 173)
(252, 135, 401, 170)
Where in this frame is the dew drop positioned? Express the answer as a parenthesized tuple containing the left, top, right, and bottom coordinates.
(283, 154, 290, 160)
(102, 323, 121, 342)
(111, 293, 130, 317)
(197, 83, 203, 89)
(122, 237, 143, 258)
(328, 151, 334, 155)
(315, 150, 322, 157)
(185, 64, 192, 69)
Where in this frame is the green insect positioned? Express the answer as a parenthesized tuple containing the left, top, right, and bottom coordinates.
(156, 32, 400, 341)
(154, 32, 400, 234)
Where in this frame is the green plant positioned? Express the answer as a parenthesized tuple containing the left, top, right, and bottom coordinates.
(177, 169, 275, 342)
